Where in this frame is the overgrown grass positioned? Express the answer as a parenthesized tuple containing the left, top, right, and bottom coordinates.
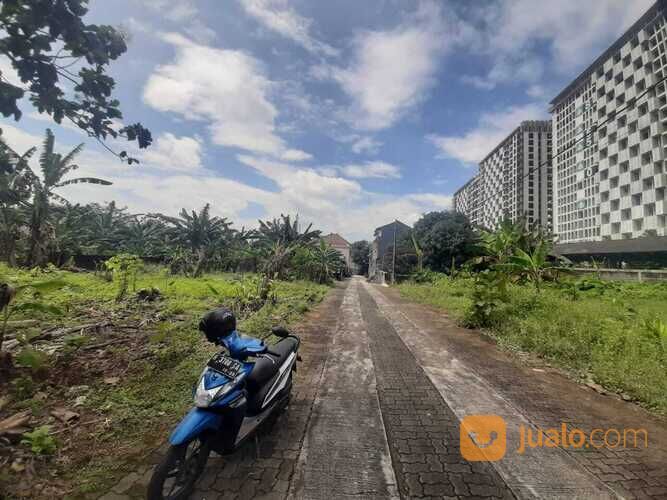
(0, 264, 329, 497)
(399, 275, 667, 413)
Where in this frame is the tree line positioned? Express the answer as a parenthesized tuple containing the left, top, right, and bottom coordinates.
(0, 129, 347, 284)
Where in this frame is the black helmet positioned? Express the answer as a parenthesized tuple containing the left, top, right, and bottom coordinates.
(199, 308, 236, 344)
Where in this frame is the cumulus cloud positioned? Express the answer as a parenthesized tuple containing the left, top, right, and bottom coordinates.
(461, 0, 653, 89)
(0, 123, 449, 243)
(238, 0, 338, 56)
(322, 2, 447, 130)
(428, 103, 547, 165)
(340, 161, 401, 179)
(143, 33, 309, 160)
(141, 133, 203, 172)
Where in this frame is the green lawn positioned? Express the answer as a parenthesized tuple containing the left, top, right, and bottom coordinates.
(0, 264, 329, 498)
(398, 276, 667, 414)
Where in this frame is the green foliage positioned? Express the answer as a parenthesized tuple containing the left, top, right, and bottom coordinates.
(0, 275, 64, 350)
(105, 253, 142, 301)
(463, 271, 509, 328)
(21, 425, 57, 455)
(412, 211, 479, 273)
(15, 347, 49, 371)
(11, 375, 35, 400)
(0, 0, 152, 161)
(399, 278, 667, 412)
(410, 269, 443, 284)
(299, 240, 346, 284)
(153, 204, 235, 278)
(350, 240, 370, 275)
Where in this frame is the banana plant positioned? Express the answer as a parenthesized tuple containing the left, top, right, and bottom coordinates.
(502, 240, 557, 291)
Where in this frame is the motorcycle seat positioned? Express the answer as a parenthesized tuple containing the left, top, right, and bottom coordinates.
(245, 337, 298, 393)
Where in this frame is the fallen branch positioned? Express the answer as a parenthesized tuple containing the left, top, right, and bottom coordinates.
(32, 322, 113, 342)
(81, 338, 130, 351)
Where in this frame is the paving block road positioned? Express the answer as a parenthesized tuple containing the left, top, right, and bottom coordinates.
(105, 277, 667, 500)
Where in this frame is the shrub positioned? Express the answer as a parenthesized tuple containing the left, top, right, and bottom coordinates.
(105, 254, 143, 301)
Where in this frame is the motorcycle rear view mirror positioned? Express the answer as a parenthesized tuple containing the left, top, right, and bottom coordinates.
(271, 326, 290, 338)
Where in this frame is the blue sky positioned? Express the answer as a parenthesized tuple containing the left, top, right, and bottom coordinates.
(0, 0, 654, 240)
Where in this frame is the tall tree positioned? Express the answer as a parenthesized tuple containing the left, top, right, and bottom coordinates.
(350, 240, 370, 276)
(26, 129, 111, 266)
(412, 211, 478, 272)
(0, 0, 152, 165)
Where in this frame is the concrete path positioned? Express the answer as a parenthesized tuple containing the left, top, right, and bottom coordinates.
(105, 277, 667, 500)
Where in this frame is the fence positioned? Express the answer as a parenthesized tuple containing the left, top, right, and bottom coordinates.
(570, 267, 667, 282)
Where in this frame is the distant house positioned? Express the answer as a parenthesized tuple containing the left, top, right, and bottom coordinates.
(321, 233, 351, 270)
(368, 220, 411, 282)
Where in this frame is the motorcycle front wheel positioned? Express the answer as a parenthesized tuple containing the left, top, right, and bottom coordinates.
(147, 437, 211, 500)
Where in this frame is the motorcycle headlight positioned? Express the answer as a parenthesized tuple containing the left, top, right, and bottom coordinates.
(194, 372, 243, 408)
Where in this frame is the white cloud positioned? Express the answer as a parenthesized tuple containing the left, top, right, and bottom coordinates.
(462, 56, 545, 90)
(340, 161, 401, 179)
(462, 0, 653, 89)
(350, 136, 382, 155)
(142, 0, 198, 22)
(324, 2, 447, 130)
(428, 103, 546, 165)
(0, 123, 452, 242)
(141, 133, 203, 171)
(143, 33, 301, 158)
(280, 149, 313, 161)
(237, 154, 362, 212)
(238, 0, 338, 56)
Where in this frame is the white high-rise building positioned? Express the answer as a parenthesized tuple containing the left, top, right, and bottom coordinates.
(453, 121, 553, 230)
(550, 0, 667, 243)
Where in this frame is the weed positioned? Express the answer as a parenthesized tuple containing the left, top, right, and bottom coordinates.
(399, 277, 667, 412)
(21, 425, 57, 455)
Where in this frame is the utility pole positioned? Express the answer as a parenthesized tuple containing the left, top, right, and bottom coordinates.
(391, 219, 397, 284)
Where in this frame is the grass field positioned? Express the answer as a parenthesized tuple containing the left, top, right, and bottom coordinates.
(0, 264, 329, 498)
(398, 275, 667, 414)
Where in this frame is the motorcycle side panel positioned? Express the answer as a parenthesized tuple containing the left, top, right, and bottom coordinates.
(169, 408, 224, 445)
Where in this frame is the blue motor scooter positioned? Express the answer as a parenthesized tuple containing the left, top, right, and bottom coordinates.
(147, 308, 300, 500)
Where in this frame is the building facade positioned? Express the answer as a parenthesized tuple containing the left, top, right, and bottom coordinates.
(368, 220, 411, 282)
(453, 121, 553, 231)
(453, 175, 483, 226)
(321, 233, 351, 270)
(550, 0, 667, 243)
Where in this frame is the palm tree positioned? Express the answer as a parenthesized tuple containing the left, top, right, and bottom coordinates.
(154, 204, 234, 277)
(26, 129, 111, 266)
(256, 214, 321, 280)
(257, 214, 320, 247)
(307, 240, 345, 284)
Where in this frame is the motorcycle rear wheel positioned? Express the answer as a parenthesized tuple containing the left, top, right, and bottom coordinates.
(147, 437, 211, 500)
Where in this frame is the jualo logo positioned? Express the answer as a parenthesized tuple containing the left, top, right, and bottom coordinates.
(460, 415, 648, 461)
(460, 415, 507, 461)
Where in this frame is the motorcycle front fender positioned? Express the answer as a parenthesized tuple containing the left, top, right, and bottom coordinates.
(169, 408, 223, 446)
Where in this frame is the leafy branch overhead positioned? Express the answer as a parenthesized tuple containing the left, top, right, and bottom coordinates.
(0, 0, 152, 163)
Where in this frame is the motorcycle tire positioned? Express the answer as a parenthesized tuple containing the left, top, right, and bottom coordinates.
(146, 437, 211, 500)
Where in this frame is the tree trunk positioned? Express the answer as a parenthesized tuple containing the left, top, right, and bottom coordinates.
(29, 193, 48, 267)
(193, 248, 206, 278)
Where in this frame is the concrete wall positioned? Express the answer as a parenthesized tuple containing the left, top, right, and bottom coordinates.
(570, 267, 667, 282)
